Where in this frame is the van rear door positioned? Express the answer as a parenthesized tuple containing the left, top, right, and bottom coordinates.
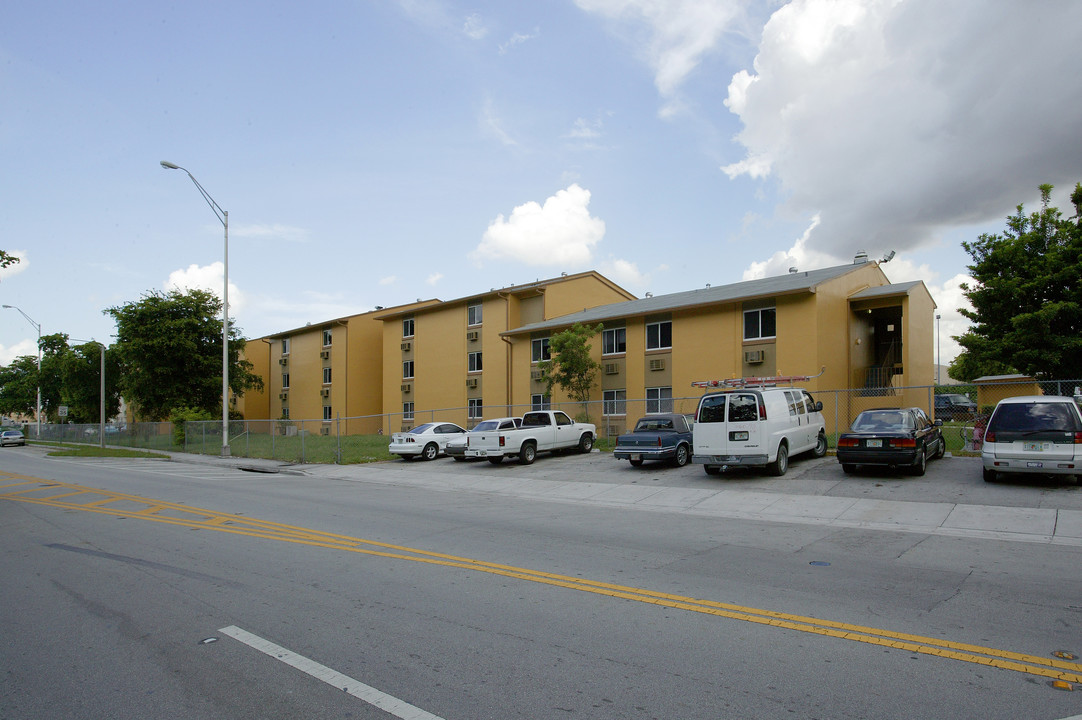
(695, 392, 762, 458)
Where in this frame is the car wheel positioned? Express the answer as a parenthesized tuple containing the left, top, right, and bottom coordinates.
(934, 436, 946, 459)
(768, 443, 789, 476)
(629, 458, 644, 467)
(982, 467, 998, 483)
(518, 443, 537, 465)
(911, 446, 927, 476)
(673, 444, 690, 467)
(578, 434, 594, 453)
(422, 443, 439, 461)
(488, 456, 503, 465)
(842, 464, 857, 474)
(704, 465, 721, 476)
(812, 432, 828, 458)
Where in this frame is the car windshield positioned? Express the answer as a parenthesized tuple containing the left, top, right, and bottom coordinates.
(408, 423, 435, 434)
(471, 421, 499, 431)
(851, 411, 912, 432)
(988, 402, 1081, 433)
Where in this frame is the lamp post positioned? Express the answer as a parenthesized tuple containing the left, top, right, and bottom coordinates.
(3, 304, 41, 439)
(72, 339, 106, 449)
(160, 161, 231, 457)
(936, 314, 942, 386)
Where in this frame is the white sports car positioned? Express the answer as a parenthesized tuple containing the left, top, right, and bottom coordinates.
(388, 422, 466, 461)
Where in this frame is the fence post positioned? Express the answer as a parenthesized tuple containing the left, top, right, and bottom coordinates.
(336, 413, 342, 465)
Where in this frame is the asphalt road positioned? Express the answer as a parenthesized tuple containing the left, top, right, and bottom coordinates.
(2, 446, 1081, 719)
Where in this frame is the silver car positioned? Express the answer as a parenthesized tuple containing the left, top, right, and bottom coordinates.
(981, 396, 1082, 482)
(1, 429, 26, 447)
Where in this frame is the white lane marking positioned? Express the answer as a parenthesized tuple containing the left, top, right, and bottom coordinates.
(219, 625, 446, 720)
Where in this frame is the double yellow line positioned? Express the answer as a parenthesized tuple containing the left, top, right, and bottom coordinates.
(3, 472, 1080, 685)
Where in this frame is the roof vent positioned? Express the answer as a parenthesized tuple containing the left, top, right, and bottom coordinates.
(854, 251, 869, 264)
(789, 267, 798, 274)
(645, 292, 653, 297)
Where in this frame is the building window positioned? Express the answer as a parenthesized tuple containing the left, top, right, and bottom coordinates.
(468, 351, 483, 373)
(281, 338, 290, 354)
(646, 321, 672, 350)
(322, 329, 332, 346)
(467, 304, 483, 326)
(646, 387, 673, 414)
(602, 327, 626, 355)
(403, 317, 414, 338)
(531, 394, 551, 411)
(323, 405, 332, 421)
(403, 402, 414, 420)
(603, 389, 626, 416)
(744, 307, 776, 340)
(531, 337, 551, 363)
(282, 373, 290, 389)
(323, 367, 332, 384)
(281, 407, 289, 419)
(468, 398, 483, 419)
(403, 360, 414, 379)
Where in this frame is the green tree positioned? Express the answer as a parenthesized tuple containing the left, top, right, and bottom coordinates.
(59, 342, 122, 423)
(954, 183, 1082, 381)
(0, 250, 19, 270)
(106, 289, 263, 421)
(538, 322, 603, 417)
(0, 356, 39, 418)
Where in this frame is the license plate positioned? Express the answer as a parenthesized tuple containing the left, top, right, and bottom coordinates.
(730, 431, 749, 441)
(1023, 442, 1045, 452)
(631, 454, 641, 461)
(1027, 461, 1044, 468)
(867, 439, 882, 448)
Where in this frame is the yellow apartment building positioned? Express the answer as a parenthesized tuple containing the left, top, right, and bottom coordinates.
(240, 260, 936, 437)
(372, 271, 636, 432)
(499, 259, 936, 435)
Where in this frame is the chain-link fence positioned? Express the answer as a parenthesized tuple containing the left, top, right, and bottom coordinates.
(28, 377, 1082, 464)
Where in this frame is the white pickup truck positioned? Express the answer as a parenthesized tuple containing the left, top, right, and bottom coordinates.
(464, 410, 596, 465)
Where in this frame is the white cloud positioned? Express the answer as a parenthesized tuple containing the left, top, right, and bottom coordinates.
(480, 97, 518, 146)
(379, 275, 397, 286)
(462, 13, 488, 40)
(164, 262, 245, 314)
(599, 257, 648, 290)
(0, 338, 38, 366)
(0, 249, 29, 282)
(723, 0, 1082, 259)
(499, 28, 539, 54)
(426, 272, 443, 286)
(471, 184, 606, 267)
(566, 116, 603, 141)
(574, 0, 745, 107)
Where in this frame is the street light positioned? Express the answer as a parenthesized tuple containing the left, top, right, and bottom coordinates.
(160, 161, 231, 457)
(3, 304, 41, 439)
(936, 314, 942, 386)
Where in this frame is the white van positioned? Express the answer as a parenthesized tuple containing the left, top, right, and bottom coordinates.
(692, 387, 828, 476)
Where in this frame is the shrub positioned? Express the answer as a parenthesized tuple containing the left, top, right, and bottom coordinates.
(169, 406, 214, 446)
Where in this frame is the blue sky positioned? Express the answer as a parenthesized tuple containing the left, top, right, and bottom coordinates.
(3, 0, 1081, 370)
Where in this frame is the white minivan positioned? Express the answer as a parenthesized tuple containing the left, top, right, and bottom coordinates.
(692, 387, 828, 476)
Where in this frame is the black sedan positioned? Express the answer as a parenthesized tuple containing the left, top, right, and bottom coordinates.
(613, 413, 693, 467)
(836, 407, 945, 476)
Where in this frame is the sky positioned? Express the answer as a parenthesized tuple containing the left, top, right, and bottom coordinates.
(3, 0, 1082, 373)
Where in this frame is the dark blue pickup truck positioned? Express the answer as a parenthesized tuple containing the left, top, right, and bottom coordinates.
(613, 413, 694, 467)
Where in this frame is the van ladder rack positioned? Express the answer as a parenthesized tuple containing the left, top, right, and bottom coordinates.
(691, 366, 826, 389)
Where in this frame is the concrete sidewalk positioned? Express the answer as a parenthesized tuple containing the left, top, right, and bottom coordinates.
(165, 450, 1082, 547)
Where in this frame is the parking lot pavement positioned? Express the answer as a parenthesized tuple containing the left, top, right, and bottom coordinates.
(247, 450, 1082, 546)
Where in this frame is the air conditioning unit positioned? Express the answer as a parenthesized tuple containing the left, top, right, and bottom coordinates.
(320, 425, 330, 436)
(466, 330, 479, 341)
(744, 350, 765, 364)
(320, 350, 330, 359)
(279, 358, 289, 365)
(320, 388, 330, 397)
(649, 358, 665, 371)
(401, 384, 411, 393)
(604, 363, 619, 375)
(530, 369, 543, 380)
(400, 342, 411, 351)
(466, 377, 478, 388)
(278, 392, 288, 400)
